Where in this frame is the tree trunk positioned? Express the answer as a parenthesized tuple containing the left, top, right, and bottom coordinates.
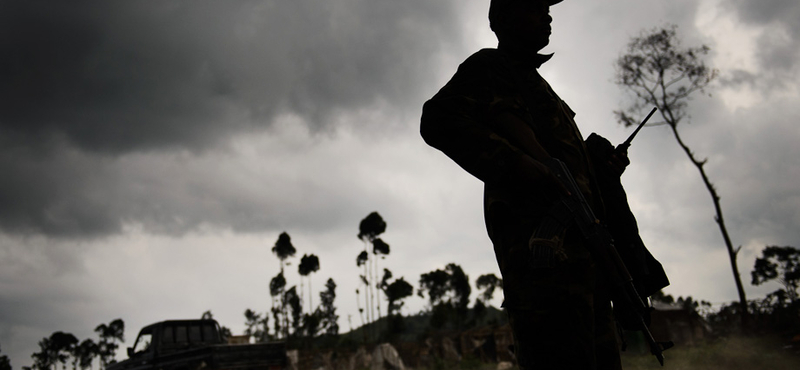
(668, 124, 748, 328)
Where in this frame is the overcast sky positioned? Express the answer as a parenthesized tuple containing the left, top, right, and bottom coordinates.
(2, 0, 799, 367)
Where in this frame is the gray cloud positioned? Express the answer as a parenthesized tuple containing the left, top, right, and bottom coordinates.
(0, 0, 460, 154)
(0, 0, 462, 237)
(726, 0, 799, 25)
(720, 0, 800, 90)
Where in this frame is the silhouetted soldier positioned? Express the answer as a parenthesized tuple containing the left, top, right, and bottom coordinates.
(421, 1, 638, 368)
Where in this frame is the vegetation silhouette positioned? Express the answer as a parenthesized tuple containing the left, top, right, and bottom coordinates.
(356, 211, 390, 339)
(24, 319, 124, 370)
(14, 216, 798, 369)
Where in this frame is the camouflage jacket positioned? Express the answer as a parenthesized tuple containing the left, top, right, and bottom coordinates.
(421, 48, 606, 307)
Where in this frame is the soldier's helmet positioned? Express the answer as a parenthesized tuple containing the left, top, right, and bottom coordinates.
(489, 0, 563, 32)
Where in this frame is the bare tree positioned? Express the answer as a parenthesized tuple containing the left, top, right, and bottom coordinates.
(614, 24, 749, 324)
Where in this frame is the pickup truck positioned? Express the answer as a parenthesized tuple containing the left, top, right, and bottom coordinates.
(108, 319, 286, 370)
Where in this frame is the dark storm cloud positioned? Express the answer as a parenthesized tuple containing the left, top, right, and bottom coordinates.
(0, 0, 459, 154)
(1, 1, 238, 153)
(0, 0, 463, 237)
(0, 139, 122, 237)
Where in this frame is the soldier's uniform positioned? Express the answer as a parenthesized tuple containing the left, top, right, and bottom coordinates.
(420, 46, 623, 369)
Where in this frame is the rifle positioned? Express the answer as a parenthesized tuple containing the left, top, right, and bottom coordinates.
(533, 157, 674, 365)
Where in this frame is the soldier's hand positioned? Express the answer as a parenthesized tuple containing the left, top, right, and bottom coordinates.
(513, 155, 571, 197)
(607, 149, 630, 177)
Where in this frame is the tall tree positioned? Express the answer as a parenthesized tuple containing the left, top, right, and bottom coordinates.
(271, 232, 296, 339)
(752, 246, 800, 307)
(612, 24, 750, 322)
(269, 271, 286, 339)
(298, 254, 320, 311)
(318, 278, 339, 336)
(371, 238, 390, 320)
(355, 251, 369, 328)
(356, 212, 388, 330)
(284, 286, 302, 339)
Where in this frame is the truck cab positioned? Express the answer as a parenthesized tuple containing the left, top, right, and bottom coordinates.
(127, 320, 223, 358)
(112, 319, 285, 370)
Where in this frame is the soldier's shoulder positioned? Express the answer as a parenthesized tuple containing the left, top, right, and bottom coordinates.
(441, 48, 508, 87)
(459, 48, 505, 70)
(425, 49, 508, 102)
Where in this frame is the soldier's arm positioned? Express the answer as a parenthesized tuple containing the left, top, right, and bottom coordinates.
(420, 52, 568, 194)
(491, 111, 570, 195)
(421, 97, 567, 196)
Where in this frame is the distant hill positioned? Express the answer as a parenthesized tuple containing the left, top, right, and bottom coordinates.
(334, 305, 508, 346)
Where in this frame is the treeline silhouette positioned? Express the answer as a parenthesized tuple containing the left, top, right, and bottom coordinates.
(648, 245, 800, 341)
(6, 213, 797, 369)
(237, 212, 505, 349)
(5, 319, 125, 370)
